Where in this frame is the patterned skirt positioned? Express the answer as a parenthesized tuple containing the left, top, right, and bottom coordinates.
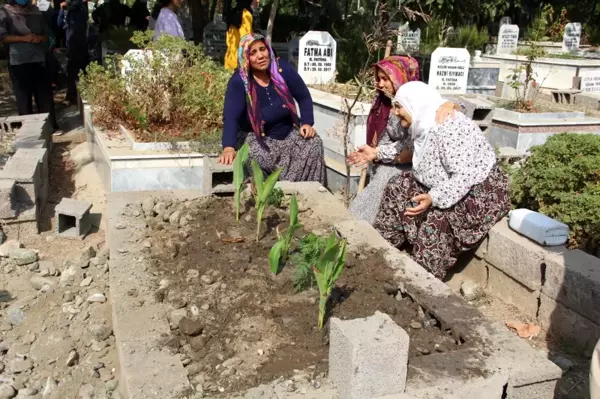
(244, 130, 325, 184)
(373, 164, 510, 279)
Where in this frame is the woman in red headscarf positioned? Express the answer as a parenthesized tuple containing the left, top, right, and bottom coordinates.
(348, 56, 461, 224)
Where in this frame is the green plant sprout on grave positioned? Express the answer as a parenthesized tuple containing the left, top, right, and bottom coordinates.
(291, 233, 327, 292)
(233, 143, 250, 222)
(251, 159, 283, 241)
(268, 195, 303, 274)
(266, 187, 284, 208)
(313, 232, 347, 330)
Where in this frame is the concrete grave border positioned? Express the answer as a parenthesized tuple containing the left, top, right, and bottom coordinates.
(107, 182, 561, 399)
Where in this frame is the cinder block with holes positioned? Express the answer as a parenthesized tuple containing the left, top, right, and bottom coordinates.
(202, 157, 234, 195)
(4, 113, 49, 132)
(55, 198, 93, 239)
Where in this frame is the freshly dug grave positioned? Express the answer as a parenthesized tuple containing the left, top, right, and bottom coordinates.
(146, 197, 468, 395)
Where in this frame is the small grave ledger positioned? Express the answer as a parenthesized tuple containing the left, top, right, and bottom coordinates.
(298, 31, 337, 84)
(428, 47, 471, 95)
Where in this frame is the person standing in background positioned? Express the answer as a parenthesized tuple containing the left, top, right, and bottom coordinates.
(57, 0, 88, 111)
(129, 0, 149, 31)
(0, 0, 59, 131)
(223, 0, 254, 70)
(151, 0, 184, 40)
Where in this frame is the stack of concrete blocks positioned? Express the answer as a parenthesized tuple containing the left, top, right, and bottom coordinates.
(329, 311, 409, 399)
(0, 113, 51, 233)
(449, 218, 600, 357)
(55, 198, 93, 239)
(447, 95, 495, 132)
(8, 113, 53, 151)
(202, 157, 234, 195)
(0, 148, 48, 231)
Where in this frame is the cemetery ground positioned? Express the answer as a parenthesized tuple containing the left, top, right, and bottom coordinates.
(0, 67, 597, 399)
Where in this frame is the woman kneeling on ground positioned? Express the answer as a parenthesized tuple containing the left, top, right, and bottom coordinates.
(347, 56, 460, 225)
(218, 33, 325, 183)
(373, 81, 510, 279)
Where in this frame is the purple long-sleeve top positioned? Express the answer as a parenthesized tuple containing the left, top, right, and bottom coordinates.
(153, 7, 184, 40)
(222, 58, 314, 149)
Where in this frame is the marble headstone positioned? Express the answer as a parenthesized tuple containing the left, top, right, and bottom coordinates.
(203, 20, 228, 58)
(562, 23, 582, 52)
(581, 73, 600, 93)
(428, 47, 471, 95)
(298, 31, 337, 84)
(497, 24, 519, 55)
(396, 23, 421, 54)
(500, 16, 512, 26)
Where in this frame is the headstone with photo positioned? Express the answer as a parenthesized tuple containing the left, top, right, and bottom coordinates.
(581, 73, 600, 93)
(562, 22, 582, 52)
(396, 23, 421, 54)
(298, 31, 337, 84)
(499, 16, 512, 26)
(428, 47, 471, 95)
(203, 20, 228, 59)
(497, 24, 519, 55)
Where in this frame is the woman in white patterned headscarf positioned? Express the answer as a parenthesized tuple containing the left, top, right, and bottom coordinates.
(373, 81, 510, 279)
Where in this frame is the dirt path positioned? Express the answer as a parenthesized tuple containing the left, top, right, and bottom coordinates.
(0, 93, 119, 398)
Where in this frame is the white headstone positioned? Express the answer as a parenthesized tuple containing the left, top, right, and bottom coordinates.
(581, 73, 600, 93)
(298, 31, 337, 84)
(562, 23, 582, 51)
(396, 23, 421, 54)
(203, 21, 228, 58)
(428, 47, 471, 95)
(288, 36, 300, 66)
(499, 16, 511, 26)
(497, 24, 519, 55)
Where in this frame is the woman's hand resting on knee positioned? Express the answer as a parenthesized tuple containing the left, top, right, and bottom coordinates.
(218, 147, 236, 165)
(405, 193, 432, 216)
(299, 124, 316, 139)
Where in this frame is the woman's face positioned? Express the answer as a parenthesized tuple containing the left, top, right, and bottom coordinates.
(392, 104, 412, 129)
(376, 68, 395, 96)
(248, 40, 270, 72)
(171, 0, 183, 9)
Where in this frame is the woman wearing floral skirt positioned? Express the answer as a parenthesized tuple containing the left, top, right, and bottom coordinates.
(373, 82, 510, 279)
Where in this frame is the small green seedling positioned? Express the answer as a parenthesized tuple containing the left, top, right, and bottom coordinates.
(313, 232, 347, 330)
(291, 233, 326, 292)
(268, 195, 303, 274)
(233, 143, 250, 222)
(251, 159, 283, 241)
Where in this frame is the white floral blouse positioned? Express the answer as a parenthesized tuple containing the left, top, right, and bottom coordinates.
(412, 113, 496, 209)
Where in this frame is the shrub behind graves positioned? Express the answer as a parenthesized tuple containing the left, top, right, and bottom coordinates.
(79, 33, 231, 143)
(511, 133, 600, 254)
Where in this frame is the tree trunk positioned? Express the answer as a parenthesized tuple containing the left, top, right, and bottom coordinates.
(189, 0, 207, 43)
(209, 0, 218, 23)
(266, 0, 279, 42)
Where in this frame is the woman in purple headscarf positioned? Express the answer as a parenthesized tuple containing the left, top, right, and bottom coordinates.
(218, 32, 324, 183)
(348, 56, 460, 224)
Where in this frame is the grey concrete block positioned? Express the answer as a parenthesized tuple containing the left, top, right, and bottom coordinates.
(485, 220, 546, 290)
(537, 293, 600, 356)
(55, 198, 93, 239)
(542, 248, 600, 324)
(486, 265, 540, 319)
(330, 312, 409, 399)
(0, 179, 17, 219)
(16, 149, 48, 212)
(474, 236, 488, 258)
(0, 148, 43, 183)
